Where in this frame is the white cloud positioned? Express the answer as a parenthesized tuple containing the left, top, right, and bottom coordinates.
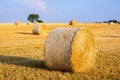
(12, 0, 47, 11)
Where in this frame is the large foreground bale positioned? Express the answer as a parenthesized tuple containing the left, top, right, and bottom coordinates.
(44, 27, 96, 72)
(69, 19, 77, 25)
(32, 24, 46, 35)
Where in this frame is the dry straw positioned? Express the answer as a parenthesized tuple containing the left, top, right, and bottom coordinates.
(44, 27, 96, 73)
(32, 24, 46, 35)
(15, 21, 20, 25)
(69, 19, 77, 25)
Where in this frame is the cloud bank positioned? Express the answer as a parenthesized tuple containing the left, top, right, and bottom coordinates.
(12, 0, 47, 11)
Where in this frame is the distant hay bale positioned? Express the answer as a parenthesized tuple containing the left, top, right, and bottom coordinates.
(44, 27, 96, 72)
(32, 24, 46, 35)
(100, 22, 103, 24)
(15, 21, 20, 25)
(69, 19, 77, 25)
(34, 22, 38, 24)
(27, 22, 32, 25)
(109, 22, 114, 25)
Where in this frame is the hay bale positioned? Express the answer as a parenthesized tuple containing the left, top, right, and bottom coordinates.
(44, 27, 96, 72)
(27, 22, 32, 25)
(109, 22, 113, 25)
(34, 22, 38, 24)
(15, 21, 20, 25)
(32, 24, 46, 35)
(99, 22, 103, 24)
(69, 19, 77, 25)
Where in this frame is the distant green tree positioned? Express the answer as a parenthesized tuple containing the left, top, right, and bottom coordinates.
(108, 19, 119, 23)
(27, 14, 39, 23)
(36, 20, 43, 23)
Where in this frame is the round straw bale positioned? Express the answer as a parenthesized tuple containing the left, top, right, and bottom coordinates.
(44, 27, 96, 72)
(34, 22, 38, 24)
(69, 19, 77, 25)
(99, 22, 103, 24)
(15, 21, 20, 25)
(27, 22, 32, 25)
(32, 24, 46, 35)
(109, 22, 113, 25)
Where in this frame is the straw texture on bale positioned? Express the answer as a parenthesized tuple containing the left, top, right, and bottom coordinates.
(44, 27, 96, 73)
(69, 19, 77, 25)
(32, 24, 46, 35)
(15, 21, 20, 25)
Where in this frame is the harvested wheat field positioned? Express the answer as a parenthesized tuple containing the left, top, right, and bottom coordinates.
(0, 23, 120, 80)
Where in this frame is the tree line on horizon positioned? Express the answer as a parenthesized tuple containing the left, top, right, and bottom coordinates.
(94, 19, 120, 24)
(103, 19, 120, 23)
(27, 13, 120, 24)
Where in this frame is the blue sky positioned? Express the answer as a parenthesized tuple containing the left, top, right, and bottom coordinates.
(0, 0, 120, 23)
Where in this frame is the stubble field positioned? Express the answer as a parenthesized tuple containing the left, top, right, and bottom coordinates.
(0, 23, 120, 80)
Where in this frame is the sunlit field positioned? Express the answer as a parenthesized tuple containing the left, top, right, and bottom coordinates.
(0, 23, 120, 80)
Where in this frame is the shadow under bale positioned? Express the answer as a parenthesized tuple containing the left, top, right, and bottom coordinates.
(0, 55, 47, 69)
(16, 32, 33, 35)
(100, 35, 120, 38)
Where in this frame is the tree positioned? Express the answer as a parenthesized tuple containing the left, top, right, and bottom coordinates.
(36, 20, 43, 23)
(27, 14, 39, 23)
(108, 19, 119, 23)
